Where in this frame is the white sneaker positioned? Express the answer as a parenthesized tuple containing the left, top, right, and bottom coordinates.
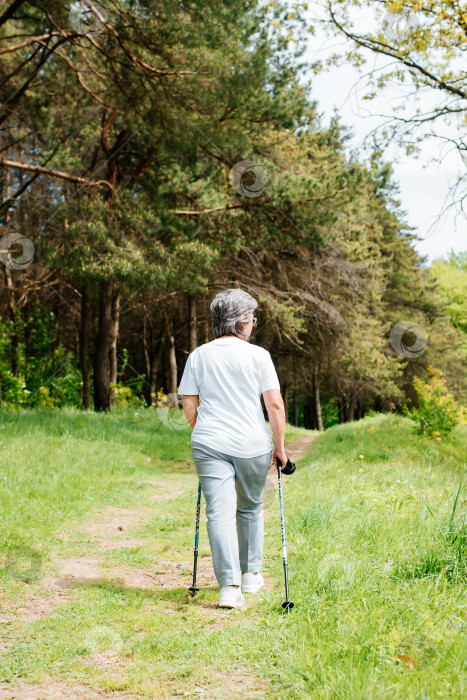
(241, 572, 265, 593)
(219, 586, 245, 609)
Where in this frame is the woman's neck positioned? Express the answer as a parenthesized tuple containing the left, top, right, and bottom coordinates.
(216, 335, 245, 341)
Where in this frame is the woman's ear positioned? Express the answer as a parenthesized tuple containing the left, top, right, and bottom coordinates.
(238, 323, 251, 341)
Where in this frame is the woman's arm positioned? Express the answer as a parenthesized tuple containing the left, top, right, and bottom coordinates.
(262, 389, 288, 468)
(181, 395, 199, 429)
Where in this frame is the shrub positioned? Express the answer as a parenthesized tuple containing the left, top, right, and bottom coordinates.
(403, 365, 461, 438)
(1, 371, 30, 405)
(321, 398, 339, 429)
(38, 386, 59, 408)
(0, 308, 82, 407)
(110, 384, 145, 408)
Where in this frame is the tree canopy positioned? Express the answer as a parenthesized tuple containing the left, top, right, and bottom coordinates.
(0, 0, 465, 424)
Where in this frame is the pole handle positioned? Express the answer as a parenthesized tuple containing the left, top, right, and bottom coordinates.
(276, 457, 296, 475)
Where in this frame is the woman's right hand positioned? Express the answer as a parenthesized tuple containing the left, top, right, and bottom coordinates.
(273, 448, 288, 470)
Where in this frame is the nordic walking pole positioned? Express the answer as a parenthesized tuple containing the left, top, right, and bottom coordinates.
(276, 457, 295, 613)
(188, 481, 202, 597)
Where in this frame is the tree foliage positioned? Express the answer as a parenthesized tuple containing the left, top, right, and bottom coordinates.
(0, 0, 465, 423)
(322, 0, 467, 211)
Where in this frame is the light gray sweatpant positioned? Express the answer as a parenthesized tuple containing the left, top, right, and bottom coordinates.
(191, 440, 274, 589)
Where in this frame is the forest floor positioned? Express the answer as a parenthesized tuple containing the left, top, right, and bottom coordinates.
(0, 408, 466, 699)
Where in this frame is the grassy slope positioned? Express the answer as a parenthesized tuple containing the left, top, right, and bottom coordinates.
(0, 408, 466, 698)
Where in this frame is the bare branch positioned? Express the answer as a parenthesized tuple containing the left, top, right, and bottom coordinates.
(170, 203, 263, 216)
(0, 158, 114, 189)
(326, 1, 467, 101)
(0, 32, 60, 55)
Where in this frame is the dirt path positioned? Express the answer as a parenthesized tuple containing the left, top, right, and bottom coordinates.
(45, 432, 320, 602)
(0, 682, 142, 699)
(0, 431, 320, 699)
(285, 433, 320, 462)
(263, 431, 320, 511)
(2, 433, 320, 620)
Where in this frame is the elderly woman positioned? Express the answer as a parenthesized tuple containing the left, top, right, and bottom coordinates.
(178, 288, 288, 609)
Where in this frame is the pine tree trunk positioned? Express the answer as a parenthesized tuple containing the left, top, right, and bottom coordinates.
(293, 389, 298, 426)
(143, 315, 151, 396)
(338, 397, 347, 423)
(3, 266, 18, 375)
(283, 384, 289, 423)
(309, 389, 317, 429)
(314, 363, 324, 431)
(304, 395, 312, 429)
(204, 301, 210, 343)
(79, 285, 90, 409)
(109, 289, 120, 407)
(150, 341, 164, 405)
(95, 112, 123, 411)
(167, 320, 178, 395)
(343, 400, 349, 422)
(93, 279, 113, 411)
(188, 293, 198, 351)
(348, 392, 358, 422)
(3, 166, 18, 376)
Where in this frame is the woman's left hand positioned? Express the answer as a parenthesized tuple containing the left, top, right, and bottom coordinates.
(272, 448, 288, 470)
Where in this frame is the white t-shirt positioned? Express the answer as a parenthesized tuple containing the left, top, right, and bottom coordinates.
(178, 336, 281, 457)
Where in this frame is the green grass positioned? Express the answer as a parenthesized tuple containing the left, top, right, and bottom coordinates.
(0, 408, 466, 698)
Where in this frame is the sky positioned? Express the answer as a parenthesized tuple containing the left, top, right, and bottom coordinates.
(298, 5, 467, 267)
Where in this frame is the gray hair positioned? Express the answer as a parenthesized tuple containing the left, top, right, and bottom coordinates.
(210, 289, 258, 339)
